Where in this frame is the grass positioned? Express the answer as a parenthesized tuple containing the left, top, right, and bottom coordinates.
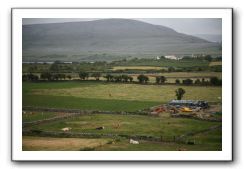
(22, 135, 221, 151)
(209, 61, 222, 66)
(22, 136, 109, 151)
(23, 112, 60, 122)
(96, 137, 221, 151)
(112, 66, 166, 70)
(28, 114, 221, 138)
(120, 58, 210, 68)
(25, 82, 222, 103)
(24, 113, 222, 151)
(23, 95, 160, 112)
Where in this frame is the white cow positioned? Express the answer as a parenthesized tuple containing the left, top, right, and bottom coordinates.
(129, 139, 139, 144)
(61, 127, 72, 132)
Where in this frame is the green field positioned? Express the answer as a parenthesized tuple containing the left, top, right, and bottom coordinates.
(24, 113, 222, 151)
(112, 66, 166, 70)
(27, 113, 221, 137)
(23, 81, 221, 112)
(96, 128, 222, 151)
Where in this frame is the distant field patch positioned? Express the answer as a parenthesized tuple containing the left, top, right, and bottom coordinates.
(158, 72, 221, 78)
(112, 66, 165, 70)
(209, 61, 222, 66)
(22, 136, 109, 151)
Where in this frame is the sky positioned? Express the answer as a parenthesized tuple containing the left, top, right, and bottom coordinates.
(22, 18, 222, 35)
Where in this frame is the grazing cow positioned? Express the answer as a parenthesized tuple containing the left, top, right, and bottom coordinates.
(96, 126, 105, 130)
(61, 127, 72, 132)
(129, 139, 139, 144)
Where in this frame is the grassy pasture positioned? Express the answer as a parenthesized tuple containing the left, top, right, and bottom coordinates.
(209, 61, 222, 66)
(25, 82, 222, 103)
(120, 58, 210, 68)
(27, 114, 221, 138)
(96, 127, 222, 151)
(24, 113, 222, 151)
(22, 136, 109, 151)
(23, 134, 221, 151)
(112, 66, 166, 70)
(23, 81, 221, 112)
(23, 95, 159, 112)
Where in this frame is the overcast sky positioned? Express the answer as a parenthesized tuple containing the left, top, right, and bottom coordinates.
(23, 18, 222, 35)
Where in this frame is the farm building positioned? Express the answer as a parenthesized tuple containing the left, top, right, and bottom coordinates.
(168, 100, 209, 109)
(165, 55, 179, 60)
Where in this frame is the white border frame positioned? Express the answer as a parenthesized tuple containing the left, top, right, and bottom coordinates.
(12, 8, 232, 161)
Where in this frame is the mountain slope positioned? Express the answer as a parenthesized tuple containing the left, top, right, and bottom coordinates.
(22, 19, 221, 62)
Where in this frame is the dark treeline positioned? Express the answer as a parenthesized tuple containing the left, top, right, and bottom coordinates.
(23, 72, 222, 86)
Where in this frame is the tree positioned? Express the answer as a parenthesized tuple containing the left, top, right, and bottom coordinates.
(79, 72, 89, 80)
(25, 73, 39, 81)
(52, 74, 59, 80)
(175, 79, 180, 84)
(22, 74, 28, 81)
(128, 76, 133, 82)
(204, 55, 212, 62)
(91, 73, 101, 81)
(67, 75, 72, 80)
(210, 77, 222, 86)
(195, 79, 201, 85)
(114, 75, 122, 82)
(104, 74, 113, 82)
(137, 74, 149, 84)
(175, 88, 186, 100)
(160, 56, 166, 59)
(121, 75, 129, 82)
(40, 72, 52, 81)
(168, 67, 175, 72)
(49, 63, 60, 72)
(155, 76, 167, 84)
(182, 79, 193, 85)
(156, 76, 160, 84)
(58, 73, 66, 80)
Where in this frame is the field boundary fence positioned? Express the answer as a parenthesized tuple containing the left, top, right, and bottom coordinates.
(22, 125, 221, 145)
(23, 106, 149, 116)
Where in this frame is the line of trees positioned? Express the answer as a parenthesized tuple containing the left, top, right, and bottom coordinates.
(175, 77, 222, 86)
(104, 74, 133, 82)
(23, 71, 222, 86)
(40, 72, 68, 81)
(23, 72, 71, 82)
(22, 73, 39, 81)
